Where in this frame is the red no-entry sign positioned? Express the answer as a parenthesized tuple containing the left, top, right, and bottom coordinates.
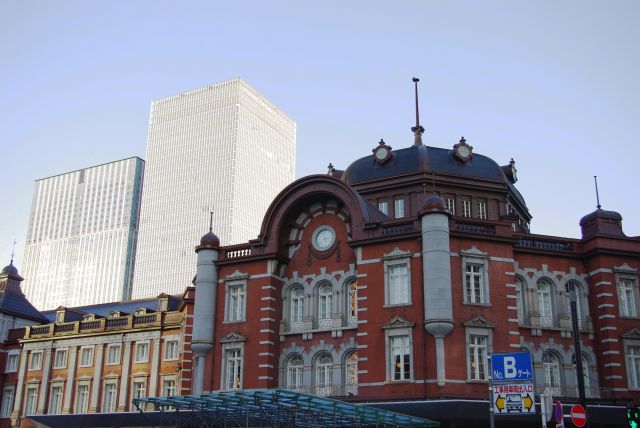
(570, 404, 587, 427)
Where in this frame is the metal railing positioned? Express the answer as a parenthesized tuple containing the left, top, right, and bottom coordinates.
(382, 221, 414, 236)
(518, 238, 574, 253)
(534, 385, 606, 399)
(519, 314, 590, 331)
(455, 222, 496, 235)
(283, 384, 358, 397)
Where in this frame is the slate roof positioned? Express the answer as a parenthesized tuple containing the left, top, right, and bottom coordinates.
(0, 291, 48, 323)
(41, 295, 182, 323)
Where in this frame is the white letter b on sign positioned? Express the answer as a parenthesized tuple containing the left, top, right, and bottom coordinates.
(504, 357, 517, 378)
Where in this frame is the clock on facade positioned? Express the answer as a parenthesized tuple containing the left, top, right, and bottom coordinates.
(372, 139, 393, 165)
(453, 136, 473, 163)
(312, 226, 336, 251)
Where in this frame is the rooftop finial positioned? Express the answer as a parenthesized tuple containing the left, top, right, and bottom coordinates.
(10, 240, 16, 264)
(411, 77, 425, 146)
(594, 176, 601, 209)
(431, 172, 436, 192)
(209, 211, 214, 233)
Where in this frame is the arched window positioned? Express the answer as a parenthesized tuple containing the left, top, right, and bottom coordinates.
(537, 280, 554, 327)
(344, 351, 358, 396)
(318, 283, 332, 328)
(571, 354, 592, 398)
(290, 286, 304, 331)
(286, 355, 304, 391)
(543, 352, 561, 395)
(515, 277, 526, 324)
(347, 280, 358, 326)
(315, 354, 333, 396)
(566, 281, 587, 330)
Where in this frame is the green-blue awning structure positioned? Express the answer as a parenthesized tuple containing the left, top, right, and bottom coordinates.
(133, 388, 439, 427)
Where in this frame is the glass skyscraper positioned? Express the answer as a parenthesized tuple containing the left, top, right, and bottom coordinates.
(22, 157, 144, 310)
(132, 78, 296, 298)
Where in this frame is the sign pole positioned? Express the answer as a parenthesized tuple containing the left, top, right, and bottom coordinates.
(541, 392, 547, 428)
(488, 353, 495, 428)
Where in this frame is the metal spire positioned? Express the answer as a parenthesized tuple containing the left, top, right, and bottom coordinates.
(10, 240, 16, 264)
(209, 212, 214, 233)
(594, 176, 601, 209)
(411, 77, 425, 145)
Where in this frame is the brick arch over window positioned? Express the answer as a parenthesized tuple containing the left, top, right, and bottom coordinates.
(251, 175, 387, 255)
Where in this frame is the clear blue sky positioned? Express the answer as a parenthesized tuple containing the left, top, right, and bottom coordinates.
(2, 0, 639, 267)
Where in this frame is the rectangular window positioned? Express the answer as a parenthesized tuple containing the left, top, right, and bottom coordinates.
(394, 199, 405, 218)
(468, 334, 488, 380)
(79, 347, 94, 367)
(29, 351, 43, 371)
(164, 339, 179, 361)
(132, 380, 146, 403)
(378, 200, 389, 216)
(24, 387, 38, 416)
(446, 198, 455, 215)
(224, 348, 243, 389)
(477, 201, 487, 220)
(462, 200, 471, 218)
(53, 349, 67, 369)
(106, 344, 121, 365)
(618, 278, 638, 317)
(390, 335, 411, 381)
(5, 353, 19, 373)
(465, 264, 485, 304)
(75, 384, 89, 414)
(627, 345, 640, 389)
(162, 379, 176, 397)
(135, 342, 149, 363)
(48, 386, 63, 414)
(102, 383, 117, 413)
(227, 283, 246, 322)
(388, 263, 409, 305)
(0, 386, 14, 417)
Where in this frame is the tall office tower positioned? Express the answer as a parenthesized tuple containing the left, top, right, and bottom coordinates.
(132, 78, 296, 298)
(22, 157, 144, 310)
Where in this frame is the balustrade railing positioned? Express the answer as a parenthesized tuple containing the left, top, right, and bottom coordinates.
(518, 238, 574, 252)
(455, 222, 496, 235)
(283, 384, 358, 397)
(382, 222, 414, 236)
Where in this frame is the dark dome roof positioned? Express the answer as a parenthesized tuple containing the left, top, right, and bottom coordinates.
(1, 262, 19, 278)
(418, 194, 450, 217)
(579, 208, 622, 226)
(343, 145, 506, 184)
(199, 231, 220, 248)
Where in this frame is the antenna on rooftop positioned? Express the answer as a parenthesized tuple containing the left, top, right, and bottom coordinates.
(594, 176, 601, 209)
(411, 77, 425, 146)
(209, 212, 214, 233)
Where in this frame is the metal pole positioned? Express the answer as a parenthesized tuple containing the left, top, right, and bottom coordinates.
(488, 353, 495, 428)
(568, 283, 589, 427)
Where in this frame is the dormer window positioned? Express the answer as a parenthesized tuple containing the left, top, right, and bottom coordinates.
(82, 314, 95, 321)
(55, 310, 65, 324)
(134, 308, 147, 316)
(158, 297, 169, 312)
(108, 311, 121, 319)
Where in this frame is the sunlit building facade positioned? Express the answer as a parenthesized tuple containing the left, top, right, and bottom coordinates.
(21, 157, 144, 310)
(132, 78, 296, 299)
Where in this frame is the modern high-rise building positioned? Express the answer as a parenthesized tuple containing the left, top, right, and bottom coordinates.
(132, 78, 296, 298)
(21, 157, 144, 310)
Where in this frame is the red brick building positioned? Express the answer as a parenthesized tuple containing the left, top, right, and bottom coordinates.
(189, 131, 640, 426)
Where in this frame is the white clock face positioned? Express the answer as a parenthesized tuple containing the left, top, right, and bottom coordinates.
(313, 226, 336, 251)
(457, 145, 470, 158)
(376, 147, 389, 160)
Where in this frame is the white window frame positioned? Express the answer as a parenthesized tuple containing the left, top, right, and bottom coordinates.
(623, 336, 640, 390)
(317, 283, 333, 329)
(225, 281, 247, 323)
(394, 198, 405, 219)
(445, 197, 455, 215)
(515, 277, 526, 324)
(477, 200, 487, 220)
(162, 377, 177, 397)
(221, 340, 245, 390)
(462, 199, 471, 218)
(0, 385, 15, 417)
(384, 325, 414, 382)
(537, 280, 555, 327)
(53, 348, 68, 369)
(29, 351, 43, 371)
(102, 381, 118, 413)
(345, 351, 358, 395)
(48, 384, 63, 414)
(617, 276, 639, 318)
(542, 351, 562, 396)
(378, 200, 389, 216)
(75, 382, 90, 414)
(286, 354, 304, 391)
(289, 285, 305, 331)
(106, 344, 121, 365)
(383, 249, 412, 307)
(134, 341, 150, 363)
(314, 353, 333, 396)
(164, 338, 179, 361)
(131, 378, 146, 404)
(466, 328, 491, 381)
(24, 386, 38, 416)
(79, 346, 94, 367)
(5, 351, 19, 373)
(461, 248, 490, 305)
(347, 280, 358, 326)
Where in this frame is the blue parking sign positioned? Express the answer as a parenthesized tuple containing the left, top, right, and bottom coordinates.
(492, 352, 533, 381)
